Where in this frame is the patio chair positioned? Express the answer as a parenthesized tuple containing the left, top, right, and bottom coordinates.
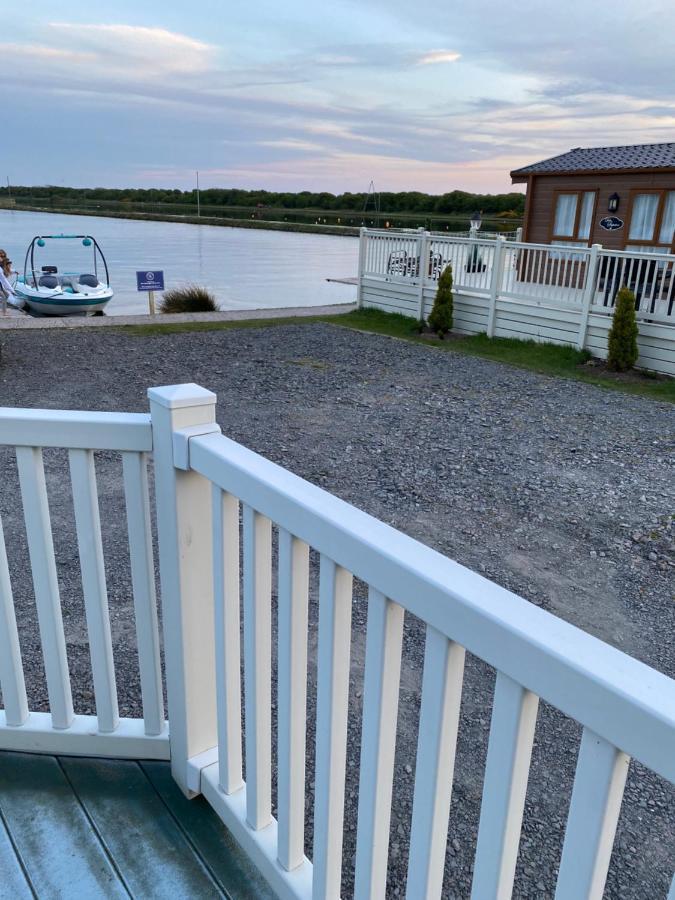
(387, 250, 408, 276)
(428, 252, 444, 279)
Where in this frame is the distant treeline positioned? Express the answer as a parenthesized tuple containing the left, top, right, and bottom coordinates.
(2, 185, 524, 217)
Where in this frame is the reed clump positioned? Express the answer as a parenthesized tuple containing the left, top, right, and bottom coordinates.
(159, 285, 220, 314)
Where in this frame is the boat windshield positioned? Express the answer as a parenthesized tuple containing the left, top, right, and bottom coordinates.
(23, 235, 110, 289)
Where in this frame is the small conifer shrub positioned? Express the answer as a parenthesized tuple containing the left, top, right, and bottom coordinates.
(428, 263, 453, 337)
(607, 286, 638, 372)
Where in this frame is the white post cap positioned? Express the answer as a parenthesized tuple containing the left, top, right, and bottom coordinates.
(147, 384, 216, 410)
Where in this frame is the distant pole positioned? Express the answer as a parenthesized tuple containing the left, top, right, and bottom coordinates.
(196, 170, 200, 218)
(6, 176, 10, 199)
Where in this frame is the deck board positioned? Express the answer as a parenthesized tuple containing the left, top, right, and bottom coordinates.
(60, 757, 224, 899)
(0, 751, 275, 899)
(141, 761, 276, 900)
(0, 752, 127, 898)
(0, 808, 35, 898)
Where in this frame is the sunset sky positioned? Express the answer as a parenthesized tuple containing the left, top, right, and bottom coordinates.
(4, 1, 674, 193)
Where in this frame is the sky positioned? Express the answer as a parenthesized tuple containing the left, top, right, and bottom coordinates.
(3, 1, 675, 194)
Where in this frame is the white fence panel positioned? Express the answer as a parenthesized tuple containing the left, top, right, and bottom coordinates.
(353, 589, 404, 898)
(406, 628, 465, 899)
(277, 529, 310, 872)
(3, 388, 675, 897)
(0, 408, 168, 759)
(157, 386, 675, 899)
(555, 730, 630, 899)
(16, 445, 73, 731)
(122, 451, 165, 737)
(0, 514, 28, 727)
(358, 229, 675, 376)
(242, 504, 273, 831)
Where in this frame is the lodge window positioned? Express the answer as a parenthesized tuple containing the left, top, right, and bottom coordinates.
(627, 190, 675, 250)
(551, 191, 596, 243)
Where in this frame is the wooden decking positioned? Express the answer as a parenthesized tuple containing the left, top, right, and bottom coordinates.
(0, 751, 275, 899)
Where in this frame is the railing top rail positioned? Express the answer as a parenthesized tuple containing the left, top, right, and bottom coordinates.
(189, 430, 675, 784)
(362, 230, 508, 247)
(0, 408, 152, 451)
(362, 228, 675, 262)
(362, 229, 420, 238)
(598, 246, 675, 262)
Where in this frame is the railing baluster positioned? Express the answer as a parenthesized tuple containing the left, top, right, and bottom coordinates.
(406, 626, 465, 900)
(16, 446, 73, 730)
(0, 513, 28, 726)
(313, 555, 353, 900)
(555, 729, 629, 900)
(354, 588, 404, 900)
(69, 449, 119, 734)
(242, 503, 272, 829)
(471, 673, 539, 899)
(213, 485, 243, 794)
(277, 528, 310, 872)
(122, 451, 164, 736)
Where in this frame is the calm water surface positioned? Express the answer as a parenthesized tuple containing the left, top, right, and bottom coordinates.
(0, 209, 358, 315)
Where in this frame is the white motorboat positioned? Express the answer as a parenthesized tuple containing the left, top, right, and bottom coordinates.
(15, 234, 113, 316)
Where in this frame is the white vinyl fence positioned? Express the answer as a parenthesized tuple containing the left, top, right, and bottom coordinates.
(2, 386, 675, 899)
(358, 229, 675, 376)
(0, 407, 168, 758)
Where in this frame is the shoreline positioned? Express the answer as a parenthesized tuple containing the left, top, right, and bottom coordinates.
(7, 204, 361, 237)
(6, 204, 522, 238)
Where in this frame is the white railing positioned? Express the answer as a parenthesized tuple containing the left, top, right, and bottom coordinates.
(0, 407, 168, 758)
(593, 247, 675, 318)
(147, 384, 675, 900)
(360, 228, 675, 321)
(2, 387, 675, 897)
(357, 229, 675, 374)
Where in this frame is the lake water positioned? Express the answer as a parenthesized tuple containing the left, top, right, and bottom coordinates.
(0, 209, 358, 315)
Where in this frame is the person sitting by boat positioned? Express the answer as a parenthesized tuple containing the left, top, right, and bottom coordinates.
(0, 250, 21, 308)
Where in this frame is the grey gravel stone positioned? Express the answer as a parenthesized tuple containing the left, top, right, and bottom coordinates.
(0, 322, 673, 899)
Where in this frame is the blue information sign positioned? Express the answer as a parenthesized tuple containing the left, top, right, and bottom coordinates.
(136, 270, 165, 291)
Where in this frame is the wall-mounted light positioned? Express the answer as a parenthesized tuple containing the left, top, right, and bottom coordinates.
(608, 192, 620, 213)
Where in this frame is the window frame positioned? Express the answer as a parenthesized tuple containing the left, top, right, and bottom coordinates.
(549, 189, 598, 244)
(625, 188, 675, 251)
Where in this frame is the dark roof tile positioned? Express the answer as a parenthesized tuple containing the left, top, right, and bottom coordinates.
(511, 143, 675, 176)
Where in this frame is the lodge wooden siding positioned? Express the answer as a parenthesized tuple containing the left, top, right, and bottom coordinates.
(523, 172, 675, 248)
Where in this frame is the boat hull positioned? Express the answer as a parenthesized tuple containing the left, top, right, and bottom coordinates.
(15, 283, 113, 316)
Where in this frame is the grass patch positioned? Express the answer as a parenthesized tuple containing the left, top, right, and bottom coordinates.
(112, 314, 332, 336)
(326, 308, 675, 403)
(107, 305, 675, 403)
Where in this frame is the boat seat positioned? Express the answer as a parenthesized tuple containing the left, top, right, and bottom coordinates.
(79, 274, 99, 288)
(38, 275, 59, 289)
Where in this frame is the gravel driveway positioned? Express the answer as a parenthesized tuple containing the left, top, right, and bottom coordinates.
(0, 322, 673, 898)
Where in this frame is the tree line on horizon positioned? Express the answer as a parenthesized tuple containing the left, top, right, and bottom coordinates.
(1, 184, 525, 217)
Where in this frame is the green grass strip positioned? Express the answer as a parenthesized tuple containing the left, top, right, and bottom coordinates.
(109, 307, 675, 403)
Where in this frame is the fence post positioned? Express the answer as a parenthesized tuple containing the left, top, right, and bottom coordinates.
(486, 237, 505, 337)
(148, 383, 219, 797)
(515, 227, 523, 242)
(356, 227, 366, 308)
(577, 243, 602, 350)
(417, 228, 430, 321)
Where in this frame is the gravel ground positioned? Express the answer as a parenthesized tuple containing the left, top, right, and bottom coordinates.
(0, 323, 674, 899)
